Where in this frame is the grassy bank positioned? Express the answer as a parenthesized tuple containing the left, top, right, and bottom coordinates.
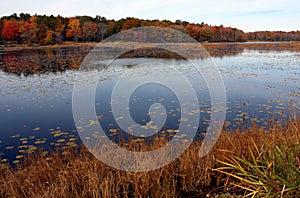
(0, 119, 299, 197)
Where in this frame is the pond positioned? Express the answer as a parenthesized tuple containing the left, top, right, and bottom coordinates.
(0, 44, 299, 165)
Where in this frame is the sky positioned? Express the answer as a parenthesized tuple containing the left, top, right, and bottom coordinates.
(1, 0, 299, 32)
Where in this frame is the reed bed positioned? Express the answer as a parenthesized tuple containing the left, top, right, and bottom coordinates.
(0, 119, 299, 197)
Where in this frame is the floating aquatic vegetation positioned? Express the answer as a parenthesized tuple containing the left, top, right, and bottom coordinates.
(10, 133, 20, 138)
(15, 155, 23, 159)
(27, 146, 38, 153)
(12, 160, 20, 164)
(19, 137, 27, 141)
(68, 138, 76, 141)
(34, 140, 46, 145)
(86, 120, 98, 127)
(5, 146, 14, 150)
(52, 130, 64, 137)
(66, 142, 77, 147)
(57, 139, 66, 143)
(109, 129, 117, 133)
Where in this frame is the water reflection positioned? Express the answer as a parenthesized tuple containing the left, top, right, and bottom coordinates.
(1, 43, 298, 76)
(0, 46, 91, 75)
(0, 44, 299, 165)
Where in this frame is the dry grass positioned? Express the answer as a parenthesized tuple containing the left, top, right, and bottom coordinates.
(0, 119, 299, 197)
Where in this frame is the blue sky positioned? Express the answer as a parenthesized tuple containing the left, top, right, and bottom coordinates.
(1, 0, 299, 32)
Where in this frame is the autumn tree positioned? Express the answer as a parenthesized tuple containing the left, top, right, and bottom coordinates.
(200, 26, 213, 41)
(82, 21, 97, 42)
(105, 20, 116, 36)
(66, 18, 82, 42)
(0, 20, 4, 42)
(54, 32, 63, 44)
(169, 24, 186, 33)
(34, 14, 67, 43)
(35, 15, 57, 31)
(185, 24, 201, 41)
(95, 15, 107, 23)
(213, 26, 222, 42)
(2, 19, 21, 42)
(110, 19, 125, 34)
(36, 23, 48, 44)
(19, 13, 31, 22)
(19, 21, 31, 43)
(97, 22, 107, 41)
(78, 16, 95, 26)
(19, 21, 39, 44)
(121, 17, 141, 31)
(53, 15, 68, 40)
(44, 30, 54, 44)
(1, 13, 300, 44)
(1, 13, 18, 21)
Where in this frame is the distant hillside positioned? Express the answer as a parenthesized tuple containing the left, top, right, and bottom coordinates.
(0, 13, 299, 45)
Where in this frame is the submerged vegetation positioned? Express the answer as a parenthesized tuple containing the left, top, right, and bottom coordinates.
(0, 118, 299, 197)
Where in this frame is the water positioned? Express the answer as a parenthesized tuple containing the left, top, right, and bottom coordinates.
(0, 44, 299, 164)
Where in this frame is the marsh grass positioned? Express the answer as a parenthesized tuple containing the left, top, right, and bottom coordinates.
(0, 119, 299, 197)
(214, 119, 300, 197)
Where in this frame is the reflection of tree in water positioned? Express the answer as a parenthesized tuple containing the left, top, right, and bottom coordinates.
(1, 43, 299, 76)
(205, 42, 300, 57)
(0, 47, 91, 76)
(99, 43, 245, 60)
(204, 44, 245, 58)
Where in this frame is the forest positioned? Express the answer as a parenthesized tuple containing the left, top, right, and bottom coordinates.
(0, 13, 300, 45)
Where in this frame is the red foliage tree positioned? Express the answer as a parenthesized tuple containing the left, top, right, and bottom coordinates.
(2, 19, 21, 41)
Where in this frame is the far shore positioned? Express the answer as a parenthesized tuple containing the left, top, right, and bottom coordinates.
(1, 41, 300, 51)
(0, 41, 99, 51)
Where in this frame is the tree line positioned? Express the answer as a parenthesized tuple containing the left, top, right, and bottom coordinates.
(0, 13, 299, 45)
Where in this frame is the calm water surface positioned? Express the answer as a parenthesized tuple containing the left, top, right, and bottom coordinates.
(0, 45, 299, 164)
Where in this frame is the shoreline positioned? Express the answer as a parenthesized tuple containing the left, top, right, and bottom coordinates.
(1, 41, 300, 51)
(0, 42, 99, 51)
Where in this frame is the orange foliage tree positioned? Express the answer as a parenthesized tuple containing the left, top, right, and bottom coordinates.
(66, 18, 82, 42)
(19, 21, 39, 44)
